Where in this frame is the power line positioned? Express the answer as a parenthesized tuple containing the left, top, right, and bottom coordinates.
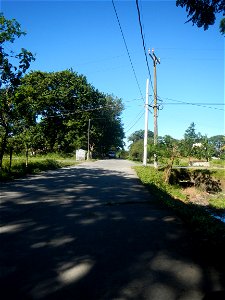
(125, 111, 145, 134)
(42, 105, 117, 118)
(111, 0, 144, 102)
(135, 0, 154, 91)
(158, 96, 224, 111)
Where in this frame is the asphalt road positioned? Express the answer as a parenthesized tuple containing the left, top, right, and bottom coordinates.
(0, 159, 225, 300)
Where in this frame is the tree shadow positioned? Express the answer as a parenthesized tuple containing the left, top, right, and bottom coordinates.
(0, 162, 225, 299)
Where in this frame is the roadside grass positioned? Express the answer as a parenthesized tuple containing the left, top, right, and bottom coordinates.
(0, 154, 78, 181)
(208, 193, 225, 211)
(134, 166, 225, 247)
(210, 159, 225, 168)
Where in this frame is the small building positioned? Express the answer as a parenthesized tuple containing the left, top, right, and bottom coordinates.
(76, 149, 86, 161)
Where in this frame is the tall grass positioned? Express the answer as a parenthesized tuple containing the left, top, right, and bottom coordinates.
(0, 154, 78, 181)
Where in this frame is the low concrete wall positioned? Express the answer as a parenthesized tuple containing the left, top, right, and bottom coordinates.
(189, 161, 210, 167)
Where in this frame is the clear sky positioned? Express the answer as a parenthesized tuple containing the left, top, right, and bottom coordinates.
(1, 0, 224, 148)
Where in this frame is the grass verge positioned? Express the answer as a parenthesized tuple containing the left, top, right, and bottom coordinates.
(0, 155, 78, 181)
(134, 166, 225, 248)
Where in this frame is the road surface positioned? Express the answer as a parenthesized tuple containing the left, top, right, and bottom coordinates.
(0, 159, 225, 300)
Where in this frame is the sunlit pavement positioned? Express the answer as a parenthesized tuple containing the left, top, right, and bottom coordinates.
(0, 159, 225, 299)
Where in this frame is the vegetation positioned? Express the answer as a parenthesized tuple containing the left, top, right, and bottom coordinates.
(128, 123, 225, 166)
(176, 0, 225, 34)
(135, 165, 225, 246)
(0, 13, 35, 167)
(0, 14, 125, 170)
(0, 154, 78, 181)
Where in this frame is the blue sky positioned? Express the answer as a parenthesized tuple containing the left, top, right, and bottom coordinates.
(1, 0, 224, 148)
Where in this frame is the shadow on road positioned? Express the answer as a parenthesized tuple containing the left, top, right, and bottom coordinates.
(0, 164, 225, 299)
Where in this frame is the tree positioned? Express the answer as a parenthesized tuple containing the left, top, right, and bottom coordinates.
(0, 13, 35, 167)
(129, 139, 144, 161)
(128, 129, 154, 143)
(176, 0, 225, 34)
(209, 135, 225, 157)
(16, 70, 125, 155)
(181, 122, 200, 159)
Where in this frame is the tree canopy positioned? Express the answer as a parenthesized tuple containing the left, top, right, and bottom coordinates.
(0, 13, 35, 167)
(0, 14, 125, 165)
(14, 70, 125, 155)
(176, 0, 225, 34)
(128, 129, 154, 143)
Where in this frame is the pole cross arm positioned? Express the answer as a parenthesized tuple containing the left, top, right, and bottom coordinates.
(148, 49, 160, 64)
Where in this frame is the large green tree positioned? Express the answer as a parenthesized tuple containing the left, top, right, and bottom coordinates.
(0, 13, 35, 167)
(176, 0, 225, 34)
(16, 70, 124, 155)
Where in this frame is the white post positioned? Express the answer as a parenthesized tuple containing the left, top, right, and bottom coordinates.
(87, 118, 91, 160)
(143, 78, 149, 166)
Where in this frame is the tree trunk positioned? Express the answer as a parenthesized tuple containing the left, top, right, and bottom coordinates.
(164, 154, 175, 184)
(9, 147, 13, 172)
(0, 129, 8, 169)
(25, 145, 29, 168)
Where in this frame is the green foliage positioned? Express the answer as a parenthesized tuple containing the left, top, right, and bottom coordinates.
(209, 194, 225, 210)
(135, 165, 225, 245)
(0, 13, 35, 167)
(220, 18, 225, 34)
(176, 0, 225, 34)
(128, 124, 224, 165)
(135, 166, 186, 200)
(16, 70, 124, 155)
(0, 155, 77, 181)
(0, 14, 125, 162)
(0, 13, 35, 88)
(129, 139, 144, 161)
(128, 129, 153, 143)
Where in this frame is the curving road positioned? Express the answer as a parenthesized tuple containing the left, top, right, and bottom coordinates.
(0, 159, 225, 299)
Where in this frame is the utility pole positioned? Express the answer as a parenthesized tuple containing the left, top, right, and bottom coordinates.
(143, 78, 149, 166)
(87, 118, 91, 160)
(149, 48, 160, 168)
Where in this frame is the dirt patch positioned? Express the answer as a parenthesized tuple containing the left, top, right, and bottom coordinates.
(182, 177, 225, 210)
(183, 187, 210, 206)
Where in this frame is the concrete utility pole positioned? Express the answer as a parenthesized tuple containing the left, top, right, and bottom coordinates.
(87, 118, 91, 160)
(149, 49, 160, 168)
(143, 78, 149, 166)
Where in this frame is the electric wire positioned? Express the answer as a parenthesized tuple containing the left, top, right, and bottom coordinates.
(111, 0, 144, 102)
(135, 0, 154, 91)
(42, 105, 117, 118)
(125, 111, 145, 134)
(158, 96, 224, 111)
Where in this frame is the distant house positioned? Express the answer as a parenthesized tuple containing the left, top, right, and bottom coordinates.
(192, 143, 202, 148)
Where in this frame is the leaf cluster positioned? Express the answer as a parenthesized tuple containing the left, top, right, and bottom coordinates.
(176, 0, 225, 34)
